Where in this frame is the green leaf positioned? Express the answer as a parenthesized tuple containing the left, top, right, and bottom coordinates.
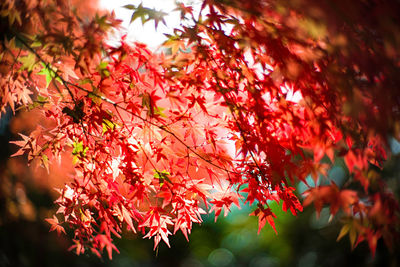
(102, 119, 115, 134)
(19, 52, 37, 72)
(72, 141, 88, 158)
(98, 61, 108, 69)
(37, 95, 48, 103)
(37, 63, 56, 88)
(97, 61, 110, 78)
(125, 3, 167, 29)
(154, 170, 172, 187)
(95, 14, 113, 31)
(31, 40, 42, 48)
(123, 4, 136, 10)
(72, 141, 84, 155)
(128, 3, 146, 24)
(153, 106, 166, 117)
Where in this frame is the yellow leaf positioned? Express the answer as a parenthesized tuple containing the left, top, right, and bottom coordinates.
(349, 227, 357, 248)
(337, 223, 350, 241)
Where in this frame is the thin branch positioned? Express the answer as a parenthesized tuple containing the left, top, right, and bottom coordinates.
(13, 31, 239, 179)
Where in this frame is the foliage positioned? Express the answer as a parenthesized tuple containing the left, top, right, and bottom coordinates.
(1, 0, 400, 259)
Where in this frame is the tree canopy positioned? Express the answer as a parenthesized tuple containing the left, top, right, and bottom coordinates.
(1, 0, 400, 259)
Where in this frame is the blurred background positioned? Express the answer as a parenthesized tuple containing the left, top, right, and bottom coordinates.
(1, 0, 400, 266)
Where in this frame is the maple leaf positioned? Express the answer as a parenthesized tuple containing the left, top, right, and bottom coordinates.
(37, 63, 61, 88)
(124, 3, 167, 29)
(303, 185, 338, 216)
(19, 52, 37, 72)
(2, 0, 400, 259)
(10, 133, 31, 157)
(250, 207, 277, 234)
(278, 186, 303, 216)
(95, 234, 120, 260)
(45, 215, 66, 236)
(174, 2, 193, 20)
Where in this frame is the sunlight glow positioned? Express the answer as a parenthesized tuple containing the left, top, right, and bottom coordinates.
(100, 0, 201, 48)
